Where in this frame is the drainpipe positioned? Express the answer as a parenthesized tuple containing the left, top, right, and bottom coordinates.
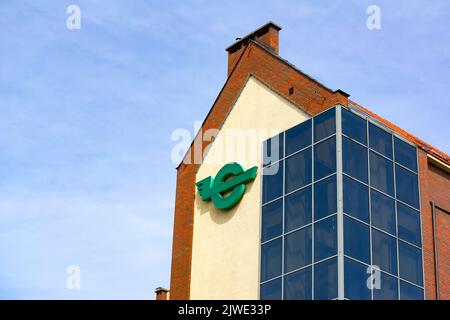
(430, 201, 440, 300)
(430, 201, 450, 300)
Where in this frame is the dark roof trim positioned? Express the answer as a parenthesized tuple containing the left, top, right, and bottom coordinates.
(334, 89, 350, 98)
(226, 21, 282, 53)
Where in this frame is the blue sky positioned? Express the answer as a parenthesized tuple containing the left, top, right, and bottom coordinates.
(0, 0, 448, 299)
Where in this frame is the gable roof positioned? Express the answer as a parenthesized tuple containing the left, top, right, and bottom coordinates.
(178, 39, 449, 169)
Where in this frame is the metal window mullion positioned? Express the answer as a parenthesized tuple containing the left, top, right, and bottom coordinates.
(392, 134, 401, 300)
(415, 147, 426, 299)
(336, 105, 345, 300)
(258, 139, 263, 299)
(281, 133, 286, 300)
(311, 116, 315, 300)
(366, 117, 374, 300)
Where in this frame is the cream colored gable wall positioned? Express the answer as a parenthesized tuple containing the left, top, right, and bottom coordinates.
(190, 76, 310, 299)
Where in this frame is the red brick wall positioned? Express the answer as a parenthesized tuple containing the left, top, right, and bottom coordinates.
(418, 151, 450, 300)
(257, 27, 279, 54)
(155, 290, 169, 300)
(227, 46, 245, 77)
(169, 163, 196, 300)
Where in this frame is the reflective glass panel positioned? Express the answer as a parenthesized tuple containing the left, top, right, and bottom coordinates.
(314, 175, 337, 220)
(285, 120, 311, 156)
(397, 202, 421, 246)
(314, 258, 338, 300)
(370, 151, 394, 196)
(343, 176, 369, 222)
(395, 165, 419, 209)
(371, 189, 396, 235)
(344, 216, 370, 263)
(342, 108, 367, 145)
(283, 267, 312, 300)
(314, 215, 337, 261)
(373, 271, 398, 300)
(343, 136, 368, 182)
(263, 133, 283, 166)
(285, 148, 312, 194)
(261, 199, 282, 242)
(314, 108, 335, 142)
(399, 241, 423, 286)
(285, 186, 312, 232)
(394, 137, 417, 172)
(372, 229, 397, 275)
(260, 278, 282, 300)
(369, 123, 392, 158)
(400, 281, 423, 300)
(284, 226, 312, 273)
(261, 238, 282, 282)
(314, 136, 336, 180)
(344, 258, 371, 300)
(262, 162, 283, 203)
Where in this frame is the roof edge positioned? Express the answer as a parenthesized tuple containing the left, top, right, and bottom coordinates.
(175, 38, 449, 169)
(349, 99, 450, 165)
(226, 21, 282, 53)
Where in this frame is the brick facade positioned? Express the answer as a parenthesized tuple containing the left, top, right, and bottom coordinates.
(418, 151, 450, 299)
(155, 287, 169, 300)
(167, 23, 449, 300)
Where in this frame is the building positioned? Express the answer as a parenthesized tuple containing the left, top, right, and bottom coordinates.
(161, 22, 449, 300)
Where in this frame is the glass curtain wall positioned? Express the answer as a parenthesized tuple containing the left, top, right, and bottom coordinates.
(260, 105, 424, 300)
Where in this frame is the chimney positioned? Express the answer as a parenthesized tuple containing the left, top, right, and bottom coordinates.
(225, 21, 282, 76)
(155, 287, 169, 300)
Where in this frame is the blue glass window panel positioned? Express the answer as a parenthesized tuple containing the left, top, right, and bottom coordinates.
(263, 133, 283, 166)
(343, 136, 368, 182)
(370, 189, 396, 235)
(394, 137, 417, 172)
(260, 278, 282, 300)
(262, 162, 283, 204)
(314, 136, 336, 180)
(344, 258, 371, 300)
(314, 215, 337, 261)
(342, 108, 367, 145)
(372, 229, 398, 275)
(285, 186, 312, 232)
(314, 108, 336, 142)
(373, 271, 399, 300)
(343, 176, 369, 222)
(344, 216, 370, 263)
(283, 267, 312, 300)
(284, 226, 312, 273)
(399, 241, 423, 286)
(285, 148, 312, 194)
(395, 165, 419, 209)
(285, 120, 311, 156)
(314, 175, 337, 220)
(314, 257, 338, 300)
(369, 123, 392, 158)
(397, 202, 421, 246)
(370, 151, 394, 196)
(261, 238, 282, 282)
(261, 199, 282, 242)
(400, 281, 423, 300)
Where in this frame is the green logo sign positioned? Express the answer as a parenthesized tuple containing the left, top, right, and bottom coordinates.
(196, 162, 258, 210)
